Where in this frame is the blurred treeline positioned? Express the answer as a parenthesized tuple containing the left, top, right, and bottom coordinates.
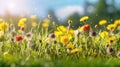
(64, 0, 120, 29)
(2, 0, 120, 30)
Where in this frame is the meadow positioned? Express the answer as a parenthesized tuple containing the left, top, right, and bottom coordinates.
(0, 15, 120, 67)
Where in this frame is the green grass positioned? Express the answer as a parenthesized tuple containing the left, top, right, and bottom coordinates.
(0, 56, 120, 67)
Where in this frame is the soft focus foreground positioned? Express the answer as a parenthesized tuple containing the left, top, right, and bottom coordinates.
(0, 15, 120, 67)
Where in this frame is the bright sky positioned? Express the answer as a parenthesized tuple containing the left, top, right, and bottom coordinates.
(0, 0, 119, 19)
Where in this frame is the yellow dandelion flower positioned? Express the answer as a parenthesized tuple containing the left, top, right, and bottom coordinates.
(109, 37, 115, 43)
(42, 22, 49, 28)
(18, 18, 27, 27)
(71, 48, 80, 53)
(99, 20, 107, 25)
(54, 31, 63, 37)
(114, 19, 120, 26)
(80, 16, 89, 22)
(107, 24, 116, 31)
(100, 31, 109, 38)
(68, 29, 74, 35)
(78, 26, 84, 31)
(19, 18, 27, 23)
(42, 19, 50, 28)
(57, 26, 67, 33)
(18, 21, 24, 27)
(0, 22, 8, 31)
(21, 23, 26, 29)
(30, 15, 36, 19)
(66, 44, 74, 50)
(60, 35, 71, 44)
(32, 22, 37, 27)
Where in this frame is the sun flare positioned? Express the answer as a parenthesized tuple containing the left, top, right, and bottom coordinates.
(8, 2, 16, 9)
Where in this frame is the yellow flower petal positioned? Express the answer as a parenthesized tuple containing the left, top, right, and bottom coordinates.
(107, 24, 116, 31)
(99, 20, 107, 25)
(99, 31, 109, 38)
(80, 16, 89, 22)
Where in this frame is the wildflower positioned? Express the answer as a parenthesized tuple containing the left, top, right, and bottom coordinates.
(18, 23, 27, 30)
(68, 19, 72, 24)
(74, 30, 79, 35)
(57, 26, 67, 33)
(21, 23, 27, 29)
(66, 45, 74, 50)
(60, 35, 71, 44)
(26, 32, 32, 38)
(78, 26, 84, 31)
(42, 22, 49, 28)
(99, 20, 107, 25)
(0, 22, 8, 31)
(107, 46, 114, 54)
(109, 47, 114, 53)
(109, 37, 115, 43)
(49, 33, 55, 39)
(107, 24, 116, 31)
(71, 48, 80, 53)
(99, 31, 109, 38)
(80, 16, 89, 22)
(54, 31, 63, 37)
(19, 18, 27, 23)
(15, 35, 23, 42)
(18, 18, 27, 27)
(68, 29, 74, 35)
(74, 30, 80, 37)
(30, 15, 36, 19)
(83, 24, 90, 31)
(32, 22, 37, 27)
(18, 21, 24, 27)
(24, 33, 32, 41)
(114, 19, 120, 26)
(89, 31, 97, 36)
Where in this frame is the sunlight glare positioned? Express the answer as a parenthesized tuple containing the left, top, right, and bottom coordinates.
(7, 2, 16, 10)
